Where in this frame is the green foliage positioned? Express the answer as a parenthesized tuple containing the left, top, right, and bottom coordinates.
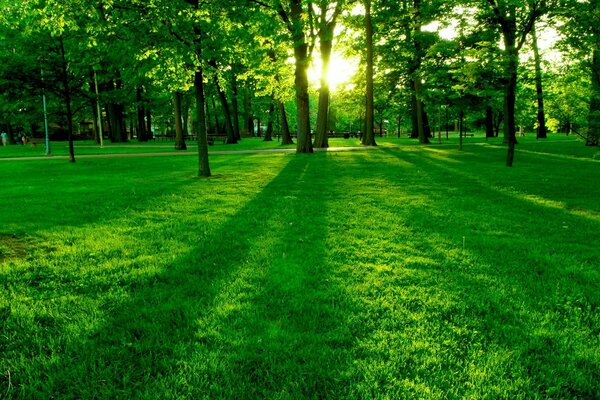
(0, 0, 597, 148)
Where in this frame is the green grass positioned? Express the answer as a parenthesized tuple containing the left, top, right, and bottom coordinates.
(0, 136, 362, 158)
(1, 140, 599, 398)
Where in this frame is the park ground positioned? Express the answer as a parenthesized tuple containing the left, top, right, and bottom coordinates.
(1, 134, 599, 398)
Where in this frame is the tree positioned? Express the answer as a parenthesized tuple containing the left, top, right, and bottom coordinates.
(557, 0, 599, 145)
(482, 0, 552, 166)
(531, 23, 548, 138)
(173, 91, 187, 150)
(313, 0, 345, 148)
(362, 0, 377, 146)
(250, 0, 315, 152)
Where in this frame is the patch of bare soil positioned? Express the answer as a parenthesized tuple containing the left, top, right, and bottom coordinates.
(0, 234, 30, 262)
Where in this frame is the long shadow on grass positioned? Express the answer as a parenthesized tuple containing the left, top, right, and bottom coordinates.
(369, 147, 600, 397)
(6, 154, 358, 399)
(0, 156, 225, 235)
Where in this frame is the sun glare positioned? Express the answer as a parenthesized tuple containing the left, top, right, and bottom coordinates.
(309, 51, 359, 92)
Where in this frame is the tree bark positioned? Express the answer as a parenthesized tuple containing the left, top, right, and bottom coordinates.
(231, 73, 241, 140)
(278, 101, 294, 145)
(503, 29, 518, 167)
(210, 95, 219, 134)
(410, 91, 419, 138)
(182, 95, 190, 137)
(363, 0, 376, 146)
(314, 24, 334, 148)
(485, 105, 495, 138)
(408, 0, 429, 144)
(531, 25, 547, 139)
(289, 0, 313, 153)
(173, 91, 187, 150)
(459, 110, 464, 151)
(194, 69, 211, 177)
(243, 84, 253, 136)
(414, 78, 430, 144)
(213, 76, 237, 144)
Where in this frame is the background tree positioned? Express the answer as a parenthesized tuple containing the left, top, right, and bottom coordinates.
(481, 0, 553, 166)
(557, 0, 599, 145)
(362, 0, 376, 146)
(313, 0, 346, 148)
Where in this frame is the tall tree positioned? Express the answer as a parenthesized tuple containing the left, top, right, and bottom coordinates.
(483, 0, 550, 166)
(251, 0, 314, 152)
(363, 0, 377, 146)
(531, 24, 548, 139)
(313, 0, 345, 148)
(409, 0, 430, 144)
(173, 91, 187, 150)
(558, 0, 600, 145)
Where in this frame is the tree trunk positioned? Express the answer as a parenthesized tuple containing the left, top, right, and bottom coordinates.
(494, 111, 503, 137)
(314, 24, 334, 148)
(182, 95, 190, 137)
(415, 78, 430, 144)
(264, 101, 275, 141)
(194, 68, 211, 176)
(459, 110, 464, 151)
(106, 93, 125, 144)
(485, 105, 495, 138)
(210, 95, 219, 134)
(588, 47, 600, 145)
(7, 123, 15, 144)
(278, 101, 294, 145)
(243, 84, 253, 136)
(213, 77, 237, 144)
(289, 1, 313, 153)
(531, 25, 547, 139)
(363, 0, 376, 146)
(503, 28, 518, 167)
(410, 91, 419, 138)
(408, 0, 429, 144)
(173, 91, 187, 150)
(231, 73, 241, 140)
(59, 36, 75, 163)
(136, 87, 147, 142)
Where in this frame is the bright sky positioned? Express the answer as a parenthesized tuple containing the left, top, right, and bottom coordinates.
(308, 50, 359, 92)
(307, 16, 562, 92)
(422, 19, 563, 62)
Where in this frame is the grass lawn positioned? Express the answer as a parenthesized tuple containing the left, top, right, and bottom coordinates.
(1, 137, 599, 398)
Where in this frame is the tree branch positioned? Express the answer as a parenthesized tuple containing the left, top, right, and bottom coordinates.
(517, 0, 545, 50)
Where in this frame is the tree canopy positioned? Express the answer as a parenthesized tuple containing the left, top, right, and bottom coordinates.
(0, 0, 597, 170)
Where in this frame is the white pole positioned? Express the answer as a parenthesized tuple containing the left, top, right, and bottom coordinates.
(94, 69, 104, 147)
(41, 68, 51, 156)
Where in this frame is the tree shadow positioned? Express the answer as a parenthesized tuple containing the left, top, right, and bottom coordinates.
(0, 157, 228, 235)
(368, 147, 600, 397)
(3, 154, 359, 398)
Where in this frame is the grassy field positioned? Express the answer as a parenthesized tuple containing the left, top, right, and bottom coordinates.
(1, 136, 599, 398)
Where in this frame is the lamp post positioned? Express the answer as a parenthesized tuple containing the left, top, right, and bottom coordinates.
(93, 68, 104, 147)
